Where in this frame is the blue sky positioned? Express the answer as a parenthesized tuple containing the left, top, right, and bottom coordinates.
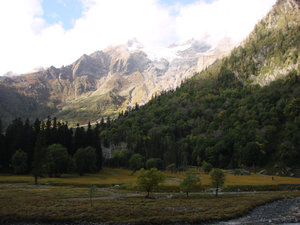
(0, 0, 276, 75)
(42, 0, 215, 30)
(42, 0, 84, 30)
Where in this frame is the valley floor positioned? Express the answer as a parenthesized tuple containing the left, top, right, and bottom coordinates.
(1, 169, 300, 224)
(0, 183, 300, 224)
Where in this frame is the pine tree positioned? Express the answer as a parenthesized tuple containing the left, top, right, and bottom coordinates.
(32, 133, 47, 184)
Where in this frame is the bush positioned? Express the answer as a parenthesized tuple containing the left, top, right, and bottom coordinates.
(111, 149, 133, 167)
(45, 144, 73, 177)
(129, 154, 144, 173)
(74, 146, 97, 175)
(146, 158, 163, 170)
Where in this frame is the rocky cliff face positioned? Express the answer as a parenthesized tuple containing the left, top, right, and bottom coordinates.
(0, 38, 233, 126)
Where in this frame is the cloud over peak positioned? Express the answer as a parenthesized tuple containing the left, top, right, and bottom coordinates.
(0, 0, 276, 75)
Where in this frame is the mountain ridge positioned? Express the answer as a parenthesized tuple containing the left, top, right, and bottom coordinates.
(0, 38, 233, 127)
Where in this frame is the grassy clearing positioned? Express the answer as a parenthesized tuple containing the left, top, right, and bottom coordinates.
(1, 168, 300, 223)
(1, 168, 300, 189)
(0, 168, 136, 187)
(1, 183, 300, 224)
(0, 184, 113, 200)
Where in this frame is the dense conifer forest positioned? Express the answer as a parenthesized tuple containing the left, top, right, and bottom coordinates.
(0, 117, 102, 175)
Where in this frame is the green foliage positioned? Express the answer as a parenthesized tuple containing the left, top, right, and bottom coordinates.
(129, 154, 144, 174)
(11, 149, 28, 174)
(146, 158, 163, 170)
(0, 117, 102, 174)
(32, 134, 47, 184)
(210, 169, 225, 197)
(45, 144, 73, 177)
(202, 161, 213, 174)
(74, 146, 97, 175)
(137, 168, 165, 198)
(180, 170, 201, 198)
(111, 149, 133, 168)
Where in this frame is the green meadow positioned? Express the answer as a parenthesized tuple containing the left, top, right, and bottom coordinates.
(1, 168, 300, 223)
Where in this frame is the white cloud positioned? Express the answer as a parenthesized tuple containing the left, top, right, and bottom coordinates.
(175, 0, 276, 46)
(0, 0, 276, 75)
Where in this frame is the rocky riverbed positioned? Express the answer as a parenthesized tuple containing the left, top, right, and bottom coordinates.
(208, 197, 300, 225)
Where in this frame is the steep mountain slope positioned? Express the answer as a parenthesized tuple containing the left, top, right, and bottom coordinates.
(0, 38, 232, 127)
(223, 0, 300, 85)
(102, 0, 300, 169)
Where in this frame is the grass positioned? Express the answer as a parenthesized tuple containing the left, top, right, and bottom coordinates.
(0, 168, 137, 187)
(1, 168, 300, 188)
(1, 168, 300, 223)
(1, 184, 300, 224)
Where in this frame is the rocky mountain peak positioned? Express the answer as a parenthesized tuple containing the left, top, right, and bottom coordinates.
(0, 36, 234, 126)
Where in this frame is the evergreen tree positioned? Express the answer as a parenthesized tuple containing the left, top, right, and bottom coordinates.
(32, 133, 47, 184)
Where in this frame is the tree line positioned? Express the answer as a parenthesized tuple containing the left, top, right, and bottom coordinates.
(0, 117, 102, 179)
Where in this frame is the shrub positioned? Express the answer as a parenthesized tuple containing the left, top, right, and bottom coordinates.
(146, 158, 163, 170)
(45, 144, 73, 177)
(74, 146, 97, 175)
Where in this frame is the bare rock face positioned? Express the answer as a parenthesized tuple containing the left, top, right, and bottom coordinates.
(0, 38, 233, 126)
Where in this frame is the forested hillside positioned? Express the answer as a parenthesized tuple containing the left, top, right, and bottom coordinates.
(100, 0, 300, 169)
(102, 70, 299, 169)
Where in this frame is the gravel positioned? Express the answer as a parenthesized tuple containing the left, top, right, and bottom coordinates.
(208, 197, 300, 225)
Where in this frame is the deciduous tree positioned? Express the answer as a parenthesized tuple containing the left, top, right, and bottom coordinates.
(137, 168, 165, 198)
(210, 168, 225, 197)
(180, 170, 200, 198)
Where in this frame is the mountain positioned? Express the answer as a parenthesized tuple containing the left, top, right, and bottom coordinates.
(0, 38, 233, 127)
(223, 0, 300, 86)
(99, 0, 300, 169)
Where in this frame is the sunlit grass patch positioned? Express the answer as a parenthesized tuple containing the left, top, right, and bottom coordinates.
(1, 168, 300, 189)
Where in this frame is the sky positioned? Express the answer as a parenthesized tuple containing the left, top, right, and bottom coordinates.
(0, 0, 276, 76)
